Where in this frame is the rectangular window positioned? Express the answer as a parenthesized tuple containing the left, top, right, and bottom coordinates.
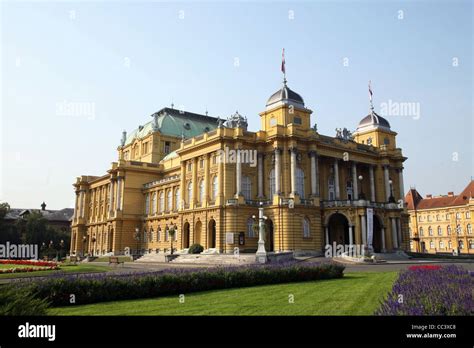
(293, 117, 302, 125)
(187, 162, 192, 172)
(200, 159, 204, 169)
(164, 141, 171, 154)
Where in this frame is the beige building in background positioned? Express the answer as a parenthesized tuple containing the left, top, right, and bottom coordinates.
(70, 78, 410, 257)
(406, 181, 474, 255)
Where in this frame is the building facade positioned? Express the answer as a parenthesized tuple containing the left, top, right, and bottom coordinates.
(406, 181, 474, 255)
(70, 79, 409, 257)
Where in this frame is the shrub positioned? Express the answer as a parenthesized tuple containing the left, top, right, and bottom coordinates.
(19, 262, 344, 307)
(0, 286, 50, 316)
(188, 244, 204, 254)
(375, 265, 473, 315)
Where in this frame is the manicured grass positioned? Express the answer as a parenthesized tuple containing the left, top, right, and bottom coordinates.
(49, 271, 397, 316)
(91, 256, 133, 263)
(0, 264, 110, 279)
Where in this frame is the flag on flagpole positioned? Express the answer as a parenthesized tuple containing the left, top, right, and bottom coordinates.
(368, 80, 373, 102)
(281, 48, 286, 75)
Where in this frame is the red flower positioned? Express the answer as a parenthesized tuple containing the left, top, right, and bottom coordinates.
(409, 265, 442, 271)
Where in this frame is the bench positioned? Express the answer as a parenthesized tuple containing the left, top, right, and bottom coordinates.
(108, 256, 124, 267)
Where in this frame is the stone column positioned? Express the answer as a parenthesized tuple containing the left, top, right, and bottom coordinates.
(325, 226, 329, 246)
(79, 190, 85, 218)
(391, 217, 398, 249)
(381, 226, 386, 252)
(217, 152, 224, 205)
(348, 225, 353, 246)
(192, 158, 198, 206)
(204, 153, 209, 205)
(274, 148, 281, 195)
(334, 159, 340, 200)
(180, 161, 186, 210)
(384, 165, 391, 201)
(397, 218, 402, 247)
(290, 147, 297, 195)
(398, 168, 405, 201)
(257, 153, 264, 198)
(116, 178, 122, 211)
(310, 151, 317, 196)
(235, 147, 242, 197)
(361, 215, 367, 246)
(352, 162, 359, 200)
(369, 165, 376, 202)
(108, 179, 115, 216)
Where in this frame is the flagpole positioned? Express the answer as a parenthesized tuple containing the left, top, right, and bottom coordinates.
(369, 80, 375, 120)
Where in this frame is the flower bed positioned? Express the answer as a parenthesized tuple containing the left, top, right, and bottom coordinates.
(16, 261, 344, 307)
(0, 259, 59, 274)
(375, 265, 473, 315)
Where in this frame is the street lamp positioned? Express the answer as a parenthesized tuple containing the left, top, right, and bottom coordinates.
(388, 179, 396, 203)
(255, 202, 268, 263)
(82, 236, 87, 257)
(134, 227, 140, 256)
(358, 175, 365, 200)
(168, 224, 177, 255)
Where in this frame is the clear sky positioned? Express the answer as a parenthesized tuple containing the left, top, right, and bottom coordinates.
(1, 0, 472, 209)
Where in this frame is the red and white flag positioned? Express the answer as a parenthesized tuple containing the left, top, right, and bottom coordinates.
(368, 80, 373, 101)
(281, 48, 286, 75)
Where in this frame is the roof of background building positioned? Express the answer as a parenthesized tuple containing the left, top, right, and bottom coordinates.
(4, 208, 74, 222)
(405, 180, 474, 210)
(124, 107, 219, 146)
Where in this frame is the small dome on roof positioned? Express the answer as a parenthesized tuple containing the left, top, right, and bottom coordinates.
(266, 83, 304, 108)
(356, 112, 391, 131)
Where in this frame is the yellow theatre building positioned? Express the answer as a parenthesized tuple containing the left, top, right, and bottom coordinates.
(406, 181, 474, 255)
(70, 77, 410, 258)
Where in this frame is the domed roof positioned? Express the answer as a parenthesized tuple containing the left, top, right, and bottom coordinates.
(356, 112, 391, 131)
(266, 83, 304, 108)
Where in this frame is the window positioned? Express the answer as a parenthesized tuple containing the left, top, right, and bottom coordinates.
(418, 216, 422, 222)
(165, 228, 169, 241)
(328, 176, 335, 200)
(439, 241, 444, 249)
(430, 241, 435, 249)
(427, 215, 432, 222)
(466, 211, 471, 219)
(428, 226, 433, 236)
(269, 169, 275, 197)
(447, 225, 452, 235)
(367, 137, 373, 145)
(456, 224, 462, 235)
(242, 176, 251, 200)
(187, 162, 192, 172)
(164, 141, 171, 154)
(159, 192, 164, 212)
(384, 138, 390, 145)
(187, 181, 193, 203)
(467, 224, 472, 235)
(270, 117, 277, 126)
(436, 215, 440, 221)
(175, 188, 180, 210)
(469, 240, 474, 249)
(199, 180, 205, 202)
(293, 117, 302, 125)
(167, 190, 172, 212)
(145, 193, 150, 214)
(247, 218, 255, 238)
(151, 192, 157, 214)
(296, 168, 305, 198)
(150, 229, 154, 242)
(303, 218, 310, 238)
(458, 240, 464, 249)
(346, 180, 353, 200)
(437, 226, 442, 236)
(212, 154, 217, 165)
(199, 158, 204, 169)
(419, 227, 424, 236)
(157, 227, 161, 241)
(448, 240, 452, 249)
(446, 213, 450, 220)
(456, 212, 461, 219)
(212, 176, 218, 200)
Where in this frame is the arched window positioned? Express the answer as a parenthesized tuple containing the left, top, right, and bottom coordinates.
(167, 190, 172, 212)
(150, 228, 154, 242)
(151, 192, 157, 214)
(428, 226, 433, 236)
(458, 240, 464, 249)
(346, 180, 353, 200)
(469, 240, 474, 249)
(437, 226, 442, 236)
(328, 176, 335, 200)
(448, 240, 452, 249)
(467, 224, 472, 235)
(212, 176, 218, 200)
(165, 227, 169, 241)
(159, 191, 164, 213)
(296, 168, 305, 198)
(303, 217, 310, 238)
(175, 188, 180, 210)
(269, 169, 275, 197)
(429, 240, 435, 249)
(187, 181, 193, 204)
(145, 193, 150, 214)
(456, 224, 462, 235)
(439, 240, 444, 249)
(242, 176, 251, 200)
(199, 180, 205, 202)
(247, 217, 255, 238)
(447, 225, 452, 235)
(419, 227, 424, 236)
(157, 227, 161, 242)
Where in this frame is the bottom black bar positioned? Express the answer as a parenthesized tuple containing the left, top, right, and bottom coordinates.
(0, 316, 471, 346)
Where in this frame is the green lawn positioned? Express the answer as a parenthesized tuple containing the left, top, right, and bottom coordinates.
(49, 271, 397, 316)
(91, 256, 133, 263)
(0, 264, 110, 279)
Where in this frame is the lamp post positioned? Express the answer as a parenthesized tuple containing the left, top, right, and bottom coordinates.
(168, 224, 177, 255)
(358, 175, 365, 200)
(255, 202, 268, 263)
(82, 236, 87, 257)
(134, 227, 140, 257)
(388, 179, 396, 203)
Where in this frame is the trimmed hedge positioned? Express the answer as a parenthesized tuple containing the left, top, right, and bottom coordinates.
(14, 262, 344, 307)
(0, 286, 50, 316)
(188, 244, 204, 254)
